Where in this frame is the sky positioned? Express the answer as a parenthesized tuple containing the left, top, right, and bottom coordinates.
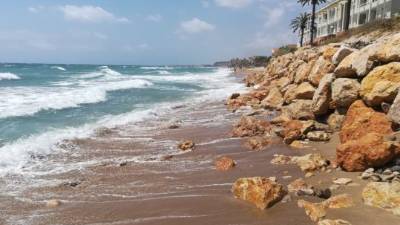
(0, 0, 308, 65)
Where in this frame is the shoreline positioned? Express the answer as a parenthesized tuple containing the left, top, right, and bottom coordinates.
(1, 68, 399, 225)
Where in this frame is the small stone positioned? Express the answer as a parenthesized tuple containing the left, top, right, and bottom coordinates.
(333, 178, 353, 185)
(119, 162, 128, 167)
(46, 199, 62, 208)
(268, 176, 277, 182)
(315, 188, 332, 199)
(282, 176, 292, 180)
(391, 165, 400, 172)
(168, 124, 180, 129)
(281, 194, 292, 203)
(371, 175, 382, 182)
(383, 169, 393, 175)
(215, 156, 236, 171)
(178, 140, 195, 151)
(381, 174, 396, 182)
(305, 172, 314, 178)
(365, 168, 375, 173)
(161, 155, 174, 161)
(318, 219, 352, 225)
(329, 184, 340, 191)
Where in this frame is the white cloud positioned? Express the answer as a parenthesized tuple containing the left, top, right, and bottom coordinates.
(28, 6, 45, 13)
(59, 5, 129, 23)
(145, 14, 162, 22)
(214, 0, 252, 8)
(180, 18, 215, 34)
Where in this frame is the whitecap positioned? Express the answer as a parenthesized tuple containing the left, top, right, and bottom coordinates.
(157, 70, 171, 75)
(51, 66, 66, 71)
(0, 72, 20, 81)
(141, 66, 173, 70)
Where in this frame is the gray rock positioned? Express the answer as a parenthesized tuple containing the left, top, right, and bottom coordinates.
(312, 73, 335, 115)
(331, 78, 360, 108)
(388, 92, 400, 125)
(281, 100, 314, 120)
(332, 46, 356, 65)
(306, 131, 331, 142)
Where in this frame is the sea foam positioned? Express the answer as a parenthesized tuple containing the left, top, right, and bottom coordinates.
(0, 72, 21, 80)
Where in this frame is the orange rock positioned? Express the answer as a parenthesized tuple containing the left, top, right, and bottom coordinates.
(337, 133, 396, 171)
(232, 177, 286, 209)
(339, 100, 393, 143)
(232, 116, 271, 137)
(215, 156, 236, 171)
(178, 140, 195, 151)
(243, 136, 272, 151)
(298, 200, 327, 222)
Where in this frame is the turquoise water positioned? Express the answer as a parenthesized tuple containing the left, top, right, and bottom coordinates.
(0, 64, 242, 173)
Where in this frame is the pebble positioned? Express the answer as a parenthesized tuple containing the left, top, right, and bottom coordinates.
(305, 172, 314, 178)
(329, 184, 340, 191)
(268, 176, 277, 182)
(281, 195, 292, 203)
(282, 176, 292, 180)
(46, 199, 62, 208)
(315, 188, 332, 199)
(333, 178, 352, 185)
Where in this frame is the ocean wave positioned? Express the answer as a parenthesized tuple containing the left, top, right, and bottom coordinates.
(0, 72, 21, 81)
(0, 79, 153, 119)
(79, 66, 122, 79)
(157, 70, 171, 75)
(141, 66, 173, 70)
(51, 66, 66, 71)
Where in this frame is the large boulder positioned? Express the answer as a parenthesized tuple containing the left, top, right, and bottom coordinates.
(339, 100, 393, 143)
(370, 33, 400, 63)
(295, 60, 316, 84)
(285, 82, 315, 103)
(388, 92, 400, 124)
(260, 87, 284, 110)
(331, 78, 360, 108)
(282, 100, 315, 120)
(337, 132, 397, 172)
(232, 116, 271, 137)
(232, 177, 286, 209)
(308, 56, 335, 86)
(362, 182, 400, 216)
(360, 62, 400, 106)
(312, 73, 335, 115)
(322, 44, 340, 61)
(334, 42, 379, 78)
(332, 46, 356, 65)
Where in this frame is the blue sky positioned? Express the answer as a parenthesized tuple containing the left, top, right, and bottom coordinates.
(0, 0, 306, 65)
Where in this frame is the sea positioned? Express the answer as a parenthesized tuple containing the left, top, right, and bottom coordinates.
(0, 64, 244, 177)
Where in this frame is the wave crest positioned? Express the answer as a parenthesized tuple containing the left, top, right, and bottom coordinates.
(0, 72, 20, 81)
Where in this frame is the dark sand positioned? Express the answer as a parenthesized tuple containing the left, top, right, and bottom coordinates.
(1, 98, 399, 225)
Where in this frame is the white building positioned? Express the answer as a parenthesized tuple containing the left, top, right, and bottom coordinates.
(303, 0, 400, 44)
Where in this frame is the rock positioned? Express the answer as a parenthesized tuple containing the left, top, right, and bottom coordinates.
(322, 45, 339, 61)
(288, 178, 314, 196)
(297, 200, 327, 222)
(161, 155, 174, 161)
(260, 87, 284, 110)
(232, 177, 286, 209)
(370, 33, 400, 63)
(318, 219, 352, 225)
(327, 112, 345, 131)
(292, 154, 329, 172)
(312, 73, 335, 115)
(230, 93, 241, 99)
(362, 182, 400, 216)
(337, 133, 397, 171)
(339, 100, 394, 143)
(307, 131, 331, 142)
(271, 154, 293, 165)
(284, 83, 316, 103)
(382, 102, 391, 113)
(270, 114, 291, 125)
(308, 56, 335, 86)
(315, 188, 332, 199)
(331, 78, 360, 108)
(168, 124, 180, 129)
(388, 92, 400, 125)
(360, 63, 400, 106)
(290, 140, 306, 149)
(282, 120, 314, 144)
(333, 178, 352, 185)
(244, 136, 272, 151)
(232, 116, 271, 137)
(305, 172, 314, 178)
(282, 100, 315, 120)
(281, 194, 292, 203)
(323, 194, 354, 209)
(295, 60, 316, 84)
(334, 43, 378, 78)
(46, 199, 62, 208)
(178, 140, 195, 151)
(332, 46, 356, 65)
(215, 156, 236, 171)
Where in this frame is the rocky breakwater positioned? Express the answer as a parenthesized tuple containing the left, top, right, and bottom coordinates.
(227, 32, 400, 220)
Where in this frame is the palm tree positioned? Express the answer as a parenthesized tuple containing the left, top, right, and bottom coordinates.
(291, 13, 310, 47)
(344, 0, 352, 31)
(298, 0, 327, 45)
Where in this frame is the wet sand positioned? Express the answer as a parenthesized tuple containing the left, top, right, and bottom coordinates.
(1, 97, 399, 225)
